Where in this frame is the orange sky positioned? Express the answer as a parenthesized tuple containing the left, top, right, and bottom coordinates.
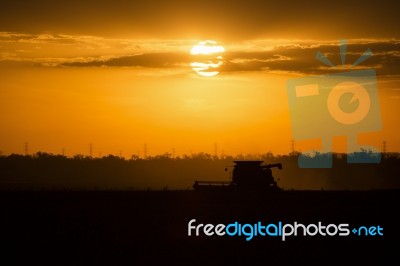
(0, 1, 399, 156)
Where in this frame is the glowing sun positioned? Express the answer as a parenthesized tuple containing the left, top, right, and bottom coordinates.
(190, 40, 225, 77)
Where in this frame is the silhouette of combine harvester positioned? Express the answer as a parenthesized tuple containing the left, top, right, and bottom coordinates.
(193, 161, 282, 191)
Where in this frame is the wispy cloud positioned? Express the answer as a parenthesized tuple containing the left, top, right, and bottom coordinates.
(61, 53, 191, 68)
(220, 40, 400, 76)
(1, 32, 399, 77)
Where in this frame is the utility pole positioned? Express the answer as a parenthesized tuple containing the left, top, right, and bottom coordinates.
(144, 144, 147, 159)
(172, 148, 175, 158)
(214, 142, 218, 158)
(291, 140, 295, 154)
(62, 147, 65, 156)
(24, 142, 28, 155)
(382, 140, 387, 154)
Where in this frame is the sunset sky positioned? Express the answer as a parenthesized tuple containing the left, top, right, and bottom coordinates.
(1, 0, 399, 157)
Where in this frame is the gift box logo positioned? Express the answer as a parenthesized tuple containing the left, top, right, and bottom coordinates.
(286, 40, 382, 168)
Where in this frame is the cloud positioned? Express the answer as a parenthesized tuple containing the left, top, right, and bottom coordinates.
(61, 52, 191, 68)
(57, 39, 400, 77)
(219, 40, 400, 76)
(1, 33, 399, 77)
(63, 39, 400, 77)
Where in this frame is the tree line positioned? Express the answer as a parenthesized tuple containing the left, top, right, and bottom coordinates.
(0, 151, 399, 190)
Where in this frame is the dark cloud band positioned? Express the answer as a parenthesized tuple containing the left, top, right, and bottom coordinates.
(58, 41, 400, 77)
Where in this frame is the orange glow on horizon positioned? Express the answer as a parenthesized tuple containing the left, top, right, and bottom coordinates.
(0, 36, 399, 156)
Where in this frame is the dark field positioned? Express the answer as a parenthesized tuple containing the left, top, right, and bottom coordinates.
(1, 190, 398, 265)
